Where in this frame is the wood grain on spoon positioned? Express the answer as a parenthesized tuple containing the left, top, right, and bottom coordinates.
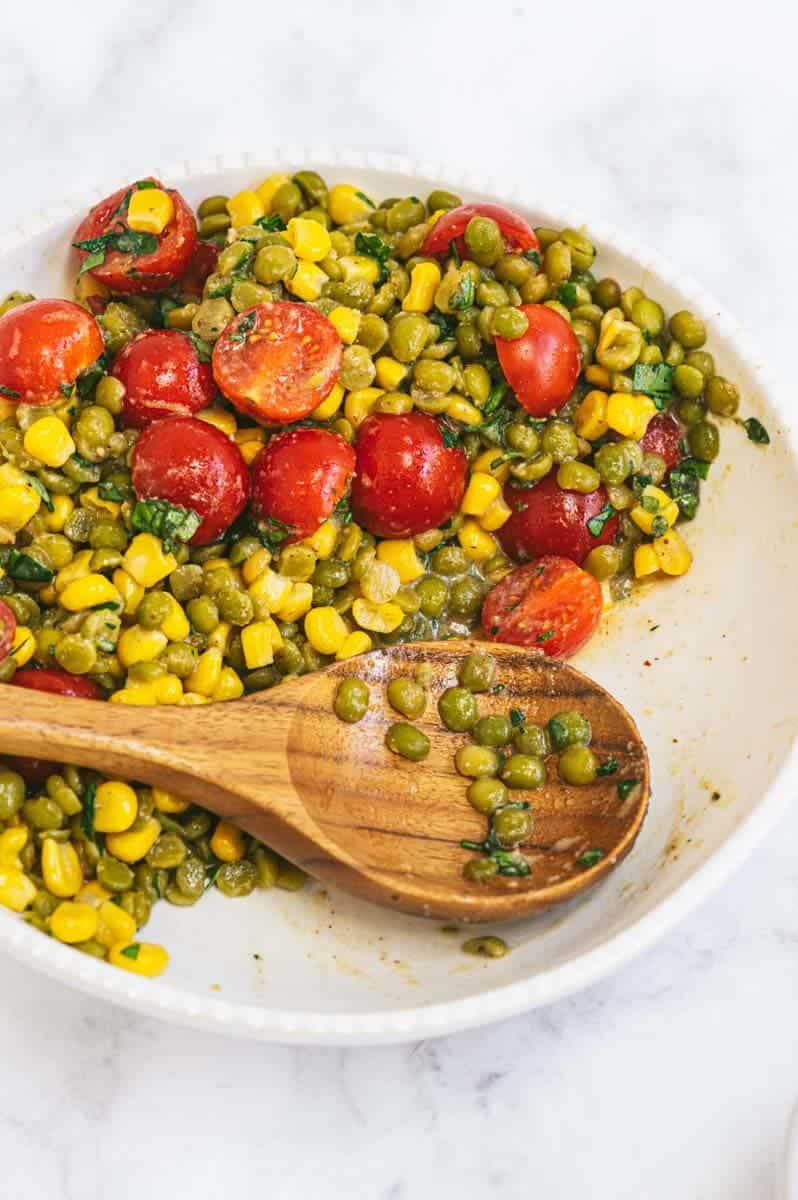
(0, 640, 649, 922)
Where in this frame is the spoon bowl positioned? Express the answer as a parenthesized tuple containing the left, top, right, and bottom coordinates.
(1, 640, 649, 922)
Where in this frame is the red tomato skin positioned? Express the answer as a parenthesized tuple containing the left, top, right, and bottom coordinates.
(482, 557, 602, 658)
(640, 411, 684, 472)
(351, 412, 468, 538)
(72, 180, 198, 294)
(131, 416, 249, 544)
(499, 472, 619, 566)
(7, 667, 102, 784)
(0, 599, 15, 664)
(212, 302, 342, 425)
(0, 300, 104, 406)
(421, 203, 540, 258)
(178, 242, 219, 296)
(250, 428, 355, 543)
(111, 330, 215, 428)
(495, 305, 581, 418)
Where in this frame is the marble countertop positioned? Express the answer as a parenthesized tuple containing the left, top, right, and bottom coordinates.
(1, 1, 797, 1196)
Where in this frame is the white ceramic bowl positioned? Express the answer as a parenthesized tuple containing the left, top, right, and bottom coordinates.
(2, 152, 796, 1045)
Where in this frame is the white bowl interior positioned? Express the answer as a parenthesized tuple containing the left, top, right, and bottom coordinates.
(2, 156, 796, 1043)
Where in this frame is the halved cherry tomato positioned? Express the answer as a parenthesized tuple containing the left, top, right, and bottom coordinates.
(351, 412, 468, 538)
(177, 241, 219, 297)
(0, 600, 15, 664)
(131, 416, 249, 545)
(111, 330, 215, 428)
(72, 179, 198, 295)
(421, 202, 540, 258)
(212, 302, 342, 425)
(482, 556, 602, 658)
(250, 428, 356, 543)
(0, 299, 104, 406)
(8, 666, 102, 785)
(495, 304, 581, 418)
(499, 472, 619, 566)
(640, 410, 684, 472)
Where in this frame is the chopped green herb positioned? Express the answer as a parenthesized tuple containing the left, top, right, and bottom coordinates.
(650, 516, 669, 537)
(448, 239, 461, 266)
(73, 229, 159, 277)
(536, 630, 555, 643)
(6, 549, 54, 584)
(587, 503, 615, 537)
(98, 481, 125, 502)
(59, 382, 75, 399)
(632, 362, 674, 409)
(258, 514, 296, 550)
(557, 282, 578, 308)
(76, 359, 107, 400)
(523, 249, 542, 267)
(743, 417, 770, 445)
(596, 759, 619, 777)
(90, 600, 121, 612)
(617, 778, 639, 801)
(228, 311, 257, 344)
(354, 190, 375, 208)
(135, 179, 156, 190)
(333, 496, 352, 524)
(354, 231, 392, 284)
(185, 332, 212, 363)
(206, 277, 233, 299)
(81, 779, 97, 841)
(482, 380, 508, 419)
(256, 214, 286, 231)
(576, 848, 604, 867)
(28, 476, 54, 512)
(0, 385, 21, 400)
(438, 422, 461, 450)
(509, 708, 525, 727)
(119, 942, 140, 961)
(640, 493, 661, 514)
(428, 310, 457, 340)
(491, 683, 508, 695)
(131, 498, 201, 552)
(449, 275, 475, 310)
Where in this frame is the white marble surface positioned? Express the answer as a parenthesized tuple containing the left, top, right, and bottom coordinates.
(1, 1, 797, 1196)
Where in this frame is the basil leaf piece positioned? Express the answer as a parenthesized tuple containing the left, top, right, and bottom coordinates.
(617, 778, 639, 801)
(632, 362, 674, 410)
(576, 848, 604, 867)
(119, 943, 140, 960)
(743, 417, 770, 445)
(228, 311, 257, 344)
(81, 779, 97, 841)
(586, 503, 615, 537)
(131, 498, 201, 553)
(353, 232, 392, 284)
(0, 385, 21, 400)
(28, 476, 54, 512)
(6, 549, 54, 583)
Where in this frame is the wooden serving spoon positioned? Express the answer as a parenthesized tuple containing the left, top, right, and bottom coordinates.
(0, 641, 649, 923)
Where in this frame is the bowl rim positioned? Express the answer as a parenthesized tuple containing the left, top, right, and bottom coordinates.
(1, 148, 796, 1045)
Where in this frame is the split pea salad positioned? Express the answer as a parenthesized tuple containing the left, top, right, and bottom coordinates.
(0, 169, 768, 978)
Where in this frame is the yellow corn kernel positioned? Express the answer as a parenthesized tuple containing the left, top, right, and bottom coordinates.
(574, 390, 610, 440)
(584, 364, 612, 390)
(445, 395, 482, 426)
(472, 447, 511, 484)
(59, 573, 122, 613)
(403, 261, 442, 313)
(127, 187, 174, 235)
(351, 597, 404, 634)
(0, 826, 27, 867)
(55, 549, 93, 594)
(185, 647, 223, 697)
(75, 270, 110, 306)
(0, 483, 41, 532)
(458, 519, 497, 562)
(480, 495, 513, 531)
(248, 568, 293, 613)
(0, 867, 37, 912)
(285, 261, 328, 301)
(285, 216, 332, 263)
(653, 528, 693, 576)
(50, 900, 99, 944)
(154, 674, 183, 704)
(10, 626, 35, 667)
(376, 539, 425, 583)
(374, 356, 408, 391)
(461, 471, 501, 516)
(427, 209, 447, 227)
(335, 630, 373, 659)
(344, 386, 384, 429)
(328, 183, 375, 225)
(634, 543, 660, 578)
(38, 585, 57, 607)
(241, 621, 275, 669)
(212, 667, 243, 702)
(41, 838, 83, 898)
(197, 406, 237, 437)
(0, 463, 29, 488)
(76, 880, 111, 907)
(160, 595, 190, 641)
(237, 439, 261, 466)
(338, 254, 380, 285)
(276, 581, 314, 622)
(227, 188, 265, 228)
(304, 606, 349, 655)
(44, 493, 74, 532)
(327, 305, 361, 344)
(23, 416, 75, 468)
(123, 533, 177, 587)
(106, 817, 161, 864)
(95, 899, 137, 949)
(207, 621, 231, 653)
(94, 780, 138, 834)
(630, 485, 680, 535)
(179, 692, 211, 706)
(235, 425, 266, 457)
(241, 547, 272, 586)
(152, 787, 191, 814)
(255, 172, 292, 211)
(606, 391, 658, 440)
(109, 940, 169, 978)
(80, 485, 121, 519)
(112, 568, 145, 617)
(117, 625, 168, 668)
(210, 820, 246, 863)
(305, 518, 338, 559)
(311, 381, 345, 420)
(109, 686, 156, 706)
